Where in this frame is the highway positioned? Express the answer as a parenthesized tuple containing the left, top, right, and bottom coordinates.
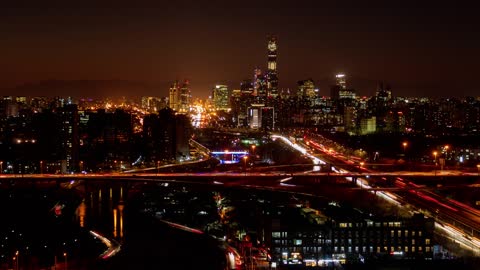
(1, 171, 479, 179)
(295, 133, 480, 255)
(1, 135, 480, 255)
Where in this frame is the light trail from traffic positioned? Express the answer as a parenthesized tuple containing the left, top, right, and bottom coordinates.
(274, 133, 480, 255)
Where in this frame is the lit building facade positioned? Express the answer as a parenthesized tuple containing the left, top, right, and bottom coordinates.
(169, 81, 180, 112)
(142, 96, 167, 113)
(59, 104, 79, 173)
(266, 36, 279, 98)
(253, 68, 267, 99)
(179, 80, 191, 114)
(268, 207, 434, 267)
(336, 74, 347, 90)
(168, 80, 191, 114)
(331, 74, 356, 100)
(360, 117, 376, 135)
(212, 84, 230, 111)
(248, 104, 275, 131)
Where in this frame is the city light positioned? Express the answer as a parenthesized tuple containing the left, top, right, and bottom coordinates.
(1, 12, 480, 269)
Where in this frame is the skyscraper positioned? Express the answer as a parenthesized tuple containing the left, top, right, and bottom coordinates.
(253, 67, 265, 97)
(168, 80, 191, 113)
(179, 80, 191, 114)
(376, 82, 392, 101)
(212, 84, 230, 111)
(335, 73, 347, 90)
(267, 36, 277, 72)
(331, 73, 355, 99)
(169, 80, 180, 111)
(266, 36, 279, 98)
(297, 79, 316, 99)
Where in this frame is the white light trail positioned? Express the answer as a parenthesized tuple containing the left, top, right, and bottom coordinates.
(272, 133, 480, 254)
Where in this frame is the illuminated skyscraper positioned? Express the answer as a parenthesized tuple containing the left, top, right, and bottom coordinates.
(212, 84, 230, 111)
(253, 67, 264, 97)
(178, 80, 191, 114)
(169, 80, 180, 111)
(331, 73, 355, 99)
(266, 36, 279, 98)
(231, 80, 255, 127)
(267, 36, 277, 71)
(297, 79, 316, 98)
(168, 79, 191, 113)
(335, 73, 347, 90)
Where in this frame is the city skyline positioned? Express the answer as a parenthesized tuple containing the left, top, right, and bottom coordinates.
(1, 3, 480, 98)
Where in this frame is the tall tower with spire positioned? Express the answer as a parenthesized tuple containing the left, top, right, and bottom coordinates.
(266, 35, 278, 98)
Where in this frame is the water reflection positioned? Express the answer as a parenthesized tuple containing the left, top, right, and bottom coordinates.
(1, 179, 228, 270)
(0, 179, 112, 269)
(83, 182, 126, 241)
(76, 200, 86, 228)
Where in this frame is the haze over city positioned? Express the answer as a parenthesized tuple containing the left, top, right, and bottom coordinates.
(3, 3, 480, 270)
(2, 2, 480, 98)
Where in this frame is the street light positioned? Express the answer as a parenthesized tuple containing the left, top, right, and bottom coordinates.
(243, 156, 248, 175)
(64, 252, 67, 270)
(251, 145, 256, 156)
(40, 160, 43, 174)
(402, 142, 408, 152)
(15, 251, 19, 270)
(433, 151, 438, 164)
(477, 164, 480, 176)
(0, 161, 3, 174)
(79, 161, 84, 172)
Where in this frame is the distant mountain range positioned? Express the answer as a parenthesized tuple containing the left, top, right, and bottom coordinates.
(0, 80, 167, 98)
(0, 78, 476, 98)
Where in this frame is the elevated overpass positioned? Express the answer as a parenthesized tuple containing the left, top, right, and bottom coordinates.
(2, 171, 480, 254)
(0, 171, 478, 191)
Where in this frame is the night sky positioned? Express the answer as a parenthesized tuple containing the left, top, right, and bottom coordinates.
(1, 2, 480, 98)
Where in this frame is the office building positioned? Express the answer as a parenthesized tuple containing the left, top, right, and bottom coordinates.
(297, 79, 316, 99)
(212, 85, 230, 111)
(179, 80, 191, 114)
(266, 36, 279, 98)
(169, 81, 180, 112)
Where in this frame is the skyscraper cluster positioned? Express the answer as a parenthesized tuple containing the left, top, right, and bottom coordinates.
(0, 94, 194, 173)
(251, 36, 279, 101)
(228, 36, 281, 130)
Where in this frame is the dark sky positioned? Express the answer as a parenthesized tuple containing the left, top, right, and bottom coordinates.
(1, 2, 480, 98)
